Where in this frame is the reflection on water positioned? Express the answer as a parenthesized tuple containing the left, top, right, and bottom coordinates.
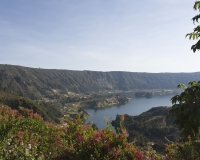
(84, 95, 173, 129)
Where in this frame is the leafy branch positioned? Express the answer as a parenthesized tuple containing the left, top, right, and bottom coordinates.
(186, 1, 200, 52)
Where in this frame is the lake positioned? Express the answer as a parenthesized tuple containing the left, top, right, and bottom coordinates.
(84, 95, 173, 129)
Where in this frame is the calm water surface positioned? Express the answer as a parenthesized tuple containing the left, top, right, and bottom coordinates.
(84, 95, 173, 129)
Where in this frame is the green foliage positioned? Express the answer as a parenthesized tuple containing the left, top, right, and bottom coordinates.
(61, 118, 142, 160)
(169, 81, 200, 140)
(165, 139, 200, 159)
(0, 90, 63, 123)
(0, 106, 66, 159)
(185, 1, 200, 52)
(0, 106, 149, 160)
(164, 2, 200, 159)
(112, 107, 179, 153)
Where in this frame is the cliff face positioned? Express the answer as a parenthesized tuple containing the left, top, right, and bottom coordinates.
(1, 64, 200, 99)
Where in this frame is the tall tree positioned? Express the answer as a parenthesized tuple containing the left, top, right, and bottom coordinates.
(169, 1, 200, 140)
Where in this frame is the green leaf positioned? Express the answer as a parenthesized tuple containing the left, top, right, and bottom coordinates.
(189, 34, 193, 40)
(195, 90, 200, 98)
(194, 1, 200, 10)
(188, 81, 197, 86)
(171, 95, 178, 104)
(177, 83, 187, 89)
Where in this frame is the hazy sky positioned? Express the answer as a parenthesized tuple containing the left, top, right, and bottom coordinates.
(0, 0, 199, 72)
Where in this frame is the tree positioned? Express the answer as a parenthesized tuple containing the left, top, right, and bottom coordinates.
(169, 1, 200, 140)
(186, 1, 200, 52)
(169, 82, 200, 140)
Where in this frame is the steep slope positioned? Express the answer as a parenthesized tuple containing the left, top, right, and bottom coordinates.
(1, 64, 200, 99)
(0, 90, 63, 123)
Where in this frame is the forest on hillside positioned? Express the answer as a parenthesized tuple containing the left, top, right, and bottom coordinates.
(1, 64, 200, 99)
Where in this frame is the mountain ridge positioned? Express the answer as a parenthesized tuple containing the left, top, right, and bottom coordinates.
(1, 64, 200, 99)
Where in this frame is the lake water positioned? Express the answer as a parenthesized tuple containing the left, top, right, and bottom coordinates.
(84, 95, 173, 129)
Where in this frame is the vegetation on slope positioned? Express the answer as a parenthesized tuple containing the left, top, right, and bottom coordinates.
(112, 107, 179, 153)
(0, 90, 62, 123)
(1, 64, 200, 99)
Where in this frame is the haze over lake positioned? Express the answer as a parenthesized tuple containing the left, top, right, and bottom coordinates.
(84, 95, 173, 129)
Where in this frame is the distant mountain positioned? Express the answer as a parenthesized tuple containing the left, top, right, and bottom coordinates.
(1, 64, 200, 99)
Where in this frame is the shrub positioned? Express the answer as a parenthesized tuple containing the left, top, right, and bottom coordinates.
(0, 106, 146, 160)
(0, 106, 66, 159)
(60, 117, 142, 160)
(165, 139, 200, 160)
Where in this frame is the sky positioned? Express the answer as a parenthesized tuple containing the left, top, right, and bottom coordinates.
(0, 0, 199, 73)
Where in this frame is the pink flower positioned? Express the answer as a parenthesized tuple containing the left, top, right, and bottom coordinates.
(17, 131, 23, 138)
(76, 131, 84, 142)
(14, 138, 19, 144)
(81, 124, 90, 130)
(121, 128, 129, 138)
(135, 151, 142, 160)
(91, 131, 103, 143)
(111, 148, 121, 158)
(66, 148, 71, 153)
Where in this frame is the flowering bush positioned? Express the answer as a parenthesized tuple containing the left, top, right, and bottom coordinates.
(0, 106, 66, 159)
(4, 105, 200, 159)
(0, 105, 148, 160)
(165, 139, 200, 160)
(60, 117, 143, 160)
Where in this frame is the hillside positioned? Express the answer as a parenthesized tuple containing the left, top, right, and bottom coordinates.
(1, 64, 200, 100)
(0, 90, 63, 123)
(111, 107, 179, 152)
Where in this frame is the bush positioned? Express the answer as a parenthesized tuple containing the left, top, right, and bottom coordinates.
(165, 138, 200, 160)
(0, 105, 66, 159)
(60, 118, 142, 160)
(0, 105, 146, 160)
